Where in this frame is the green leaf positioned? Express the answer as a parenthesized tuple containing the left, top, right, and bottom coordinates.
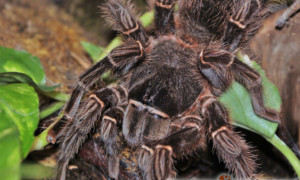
(21, 163, 54, 179)
(0, 115, 21, 180)
(98, 37, 123, 61)
(219, 54, 280, 138)
(0, 83, 39, 158)
(81, 41, 104, 63)
(0, 47, 63, 101)
(0, 72, 59, 92)
(139, 10, 155, 27)
(0, 47, 46, 84)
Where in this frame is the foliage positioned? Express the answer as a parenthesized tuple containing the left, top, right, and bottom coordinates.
(81, 41, 103, 63)
(0, 47, 61, 180)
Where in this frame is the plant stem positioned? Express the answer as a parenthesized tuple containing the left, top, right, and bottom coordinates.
(40, 91, 69, 102)
(39, 101, 65, 119)
(266, 135, 300, 177)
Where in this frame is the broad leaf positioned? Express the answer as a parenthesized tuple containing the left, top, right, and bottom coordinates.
(0, 83, 39, 158)
(0, 47, 45, 84)
(220, 54, 280, 138)
(0, 47, 64, 101)
(81, 41, 104, 63)
(21, 163, 54, 179)
(0, 72, 59, 92)
(0, 116, 21, 180)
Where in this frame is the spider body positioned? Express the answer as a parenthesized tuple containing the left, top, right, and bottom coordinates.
(47, 0, 281, 179)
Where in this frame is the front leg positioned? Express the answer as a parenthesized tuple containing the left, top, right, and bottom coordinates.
(231, 59, 281, 123)
(138, 115, 206, 180)
(197, 49, 280, 123)
(222, 0, 262, 51)
(202, 98, 256, 178)
(197, 49, 235, 92)
(102, 0, 148, 45)
(47, 40, 145, 144)
(155, 0, 176, 34)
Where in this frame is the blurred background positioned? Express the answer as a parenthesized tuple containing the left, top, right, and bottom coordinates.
(0, 0, 299, 179)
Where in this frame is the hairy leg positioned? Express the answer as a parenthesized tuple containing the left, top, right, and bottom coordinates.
(101, 0, 148, 45)
(231, 58, 281, 123)
(202, 97, 256, 178)
(197, 48, 234, 92)
(138, 115, 206, 180)
(155, 0, 176, 34)
(47, 40, 145, 144)
(179, 0, 230, 37)
(56, 86, 125, 180)
(222, 0, 265, 51)
(100, 107, 124, 179)
(197, 48, 280, 123)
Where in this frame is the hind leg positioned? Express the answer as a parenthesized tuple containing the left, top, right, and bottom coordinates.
(222, 0, 264, 51)
(57, 86, 127, 180)
(155, 0, 176, 34)
(202, 97, 256, 178)
(138, 115, 206, 180)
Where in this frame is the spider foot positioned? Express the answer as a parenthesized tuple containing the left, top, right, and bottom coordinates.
(156, 0, 174, 8)
(152, 145, 176, 180)
(102, 0, 148, 44)
(138, 145, 154, 179)
(139, 144, 176, 180)
(212, 127, 256, 179)
(100, 105, 125, 179)
(108, 155, 120, 179)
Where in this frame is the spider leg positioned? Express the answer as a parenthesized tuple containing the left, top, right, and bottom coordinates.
(202, 96, 256, 178)
(102, 0, 148, 45)
(47, 40, 145, 144)
(100, 107, 124, 179)
(231, 59, 281, 123)
(56, 86, 124, 180)
(155, 0, 176, 34)
(179, 0, 230, 37)
(99, 85, 127, 179)
(222, 0, 263, 51)
(197, 48, 235, 92)
(197, 48, 280, 123)
(138, 116, 206, 180)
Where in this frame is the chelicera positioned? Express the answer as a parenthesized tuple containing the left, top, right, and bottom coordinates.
(47, 0, 281, 179)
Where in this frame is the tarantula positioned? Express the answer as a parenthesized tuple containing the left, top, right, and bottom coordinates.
(47, 0, 281, 179)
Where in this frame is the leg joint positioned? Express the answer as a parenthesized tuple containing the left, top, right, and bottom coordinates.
(212, 126, 229, 138)
(103, 115, 117, 124)
(156, 1, 173, 9)
(155, 145, 173, 154)
(142, 145, 154, 155)
(123, 23, 139, 35)
(229, 17, 246, 29)
(89, 94, 105, 108)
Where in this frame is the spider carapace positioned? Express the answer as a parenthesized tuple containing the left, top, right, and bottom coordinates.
(47, 0, 281, 179)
